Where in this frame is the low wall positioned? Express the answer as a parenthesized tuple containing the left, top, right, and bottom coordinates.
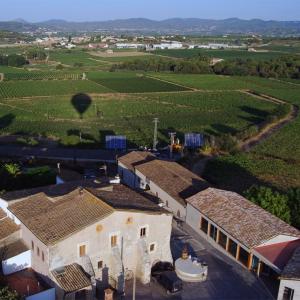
(2, 250, 31, 275)
(26, 288, 56, 300)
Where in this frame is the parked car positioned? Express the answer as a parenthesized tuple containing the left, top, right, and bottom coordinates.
(151, 262, 183, 294)
(156, 271, 183, 294)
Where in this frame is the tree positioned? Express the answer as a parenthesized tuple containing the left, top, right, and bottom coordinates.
(3, 163, 21, 178)
(287, 188, 300, 229)
(244, 186, 291, 223)
(0, 287, 20, 300)
(7, 54, 26, 67)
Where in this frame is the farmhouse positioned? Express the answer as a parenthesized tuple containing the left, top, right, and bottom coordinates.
(5, 182, 172, 299)
(186, 188, 300, 281)
(118, 151, 209, 219)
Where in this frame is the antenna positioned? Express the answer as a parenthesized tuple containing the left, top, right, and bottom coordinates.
(153, 118, 159, 151)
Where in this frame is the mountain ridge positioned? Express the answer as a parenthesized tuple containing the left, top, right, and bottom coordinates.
(0, 17, 300, 35)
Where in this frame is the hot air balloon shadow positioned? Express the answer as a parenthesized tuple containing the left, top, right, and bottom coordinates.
(71, 93, 92, 119)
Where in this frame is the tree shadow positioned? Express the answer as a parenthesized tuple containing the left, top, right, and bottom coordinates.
(71, 93, 92, 119)
(67, 129, 97, 143)
(0, 113, 15, 130)
(239, 105, 270, 118)
(206, 124, 238, 136)
(202, 157, 276, 194)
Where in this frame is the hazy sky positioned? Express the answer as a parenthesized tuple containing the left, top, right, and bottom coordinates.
(1, 0, 300, 22)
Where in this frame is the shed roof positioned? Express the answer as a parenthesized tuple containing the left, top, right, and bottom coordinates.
(51, 264, 91, 293)
(0, 239, 29, 260)
(187, 188, 300, 249)
(0, 217, 20, 242)
(135, 159, 209, 206)
(118, 151, 155, 171)
(281, 247, 300, 280)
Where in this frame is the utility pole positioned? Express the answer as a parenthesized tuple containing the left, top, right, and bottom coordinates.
(153, 118, 159, 151)
(169, 132, 176, 159)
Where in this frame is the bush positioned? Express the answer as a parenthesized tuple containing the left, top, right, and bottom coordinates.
(244, 186, 291, 223)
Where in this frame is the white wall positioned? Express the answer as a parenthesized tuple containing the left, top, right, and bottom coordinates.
(48, 211, 173, 281)
(2, 250, 31, 275)
(278, 279, 300, 300)
(26, 288, 55, 300)
(135, 169, 186, 219)
(0, 198, 21, 225)
(259, 235, 299, 247)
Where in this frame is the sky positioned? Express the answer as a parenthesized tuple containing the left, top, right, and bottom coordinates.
(1, 0, 300, 22)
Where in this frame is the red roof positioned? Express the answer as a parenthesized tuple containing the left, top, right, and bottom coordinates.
(6, 268, 49, 297)
(255, 239, 300, 270)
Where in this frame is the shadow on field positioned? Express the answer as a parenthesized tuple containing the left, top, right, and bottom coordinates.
(0, 113, 15, 130)
(206, 123, 238, 136)
(202, 157, 275, 194)
(67, 129, 97, 143)
(71, 93, 92, 119)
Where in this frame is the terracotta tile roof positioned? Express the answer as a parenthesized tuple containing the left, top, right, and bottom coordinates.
(88, 184, 166, 213)
(281, 247, 300, 280)
(118, 151, 155, 171)
(0, 239, 29, 260)
(8, 188, 114, 246)
(187, 188, 300, 249)
(0, 217, 20, 241)
(135, 159, 209, 206)
(254, 239, 300, 271)
(0, 208, 6, 220)
(1, 179, 100, 202)
(51, 264, 91, 293)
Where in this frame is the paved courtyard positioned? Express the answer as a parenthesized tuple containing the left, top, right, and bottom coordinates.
(122, 222, 274, 300)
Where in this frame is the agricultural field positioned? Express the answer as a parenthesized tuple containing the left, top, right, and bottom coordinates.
(49, 50, 111, 67)
(0, 91, 277, 147)
(154, 49, 291, 60)
(87, 72, 190, 93)
(3, 71, 82, 81)
(0, 80, 112, 98)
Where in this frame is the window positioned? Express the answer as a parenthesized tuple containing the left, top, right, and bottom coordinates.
(218, 231, 227, 249)
(31, 241, 34, 251)
(79, 244, 86, 257)
(140, 227, 147, 238)
(166, 200, 169, 207)
(177, 210, 181, 218)
(37, 247, 40, 257)
(283, 287, 294, 300)
(200, 218, 209, 234)
(238, 247, 249, 267)
(111, 235, 118, 247)
(228, 239, 237, 257)
(42, 251, 45, 262)
(149, 243, 156, 253)
(209, 224, 217, 241)
(98, 261, 103, 269)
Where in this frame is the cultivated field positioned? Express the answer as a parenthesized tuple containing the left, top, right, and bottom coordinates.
(87, 72, 190, 93)
(0, 91, 277, 147)
(0, 80, 112, 98)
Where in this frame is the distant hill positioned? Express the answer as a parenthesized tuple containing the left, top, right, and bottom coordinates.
(0, 18, 300, 35)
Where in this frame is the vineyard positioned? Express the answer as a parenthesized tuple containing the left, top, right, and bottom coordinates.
(87, 72, 190, 93)
(0, 91, 277, 147)
(4, 72, 82, 81)
(0, 80, 112, 98)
